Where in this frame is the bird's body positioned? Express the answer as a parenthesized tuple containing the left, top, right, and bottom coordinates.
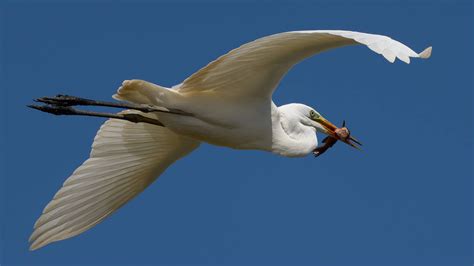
(124, 82, 316, 156)
(29, 30, 431, 250)
(156, 91, 277, 152)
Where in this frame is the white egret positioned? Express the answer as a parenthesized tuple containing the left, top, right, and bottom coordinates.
(28, 30, 431, 250)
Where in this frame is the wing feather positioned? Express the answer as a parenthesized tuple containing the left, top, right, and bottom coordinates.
(177, 30, 431, 98)
(29, 111, 200, 250)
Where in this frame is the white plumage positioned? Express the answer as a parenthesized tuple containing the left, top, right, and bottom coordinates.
(30, 111, 199, 250)
(30, 30, 431, 250)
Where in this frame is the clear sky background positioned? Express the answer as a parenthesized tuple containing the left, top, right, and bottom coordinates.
(1, 1, 472, 265)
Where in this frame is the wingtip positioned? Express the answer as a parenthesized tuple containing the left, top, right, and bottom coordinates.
(28, 227, 47, 251)
(29, 233, 39, 251)
(29, 241, 41, 251)
(29, 237, 50, 251)
(419, 46, 432, 59)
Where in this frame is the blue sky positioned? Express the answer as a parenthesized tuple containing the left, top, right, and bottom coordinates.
(1, 1, 472, 265)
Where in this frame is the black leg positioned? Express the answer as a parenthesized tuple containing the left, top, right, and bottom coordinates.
(28, 104, 165, 127)
(34, 95, 193, 116)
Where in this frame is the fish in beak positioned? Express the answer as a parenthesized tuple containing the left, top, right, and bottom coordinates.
(312, 118, 362, 157)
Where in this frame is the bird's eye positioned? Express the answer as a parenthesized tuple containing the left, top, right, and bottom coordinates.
(310, 110, 319, 119)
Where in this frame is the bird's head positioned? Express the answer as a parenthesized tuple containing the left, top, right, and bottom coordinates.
(285, 104, 361, 149)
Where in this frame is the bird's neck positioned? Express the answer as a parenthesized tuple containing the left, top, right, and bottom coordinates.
(271, 107, 317, 157)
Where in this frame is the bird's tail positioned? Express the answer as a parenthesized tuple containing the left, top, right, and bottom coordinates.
(113, 79, 179, 107)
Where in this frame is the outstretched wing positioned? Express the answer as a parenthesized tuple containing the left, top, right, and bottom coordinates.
(29, 111, 200, 250)
(177, 30, 431, 99)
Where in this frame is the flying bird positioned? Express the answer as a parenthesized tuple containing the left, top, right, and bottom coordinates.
(28, 30, 432, 250)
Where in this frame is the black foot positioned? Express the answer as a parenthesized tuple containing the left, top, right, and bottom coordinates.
(27, 104, 77, 116)
(27, 94, 175, 127)
(35, 95, 99, 107)
(27, 103, 165, 127)
(33, 94, 193, 116)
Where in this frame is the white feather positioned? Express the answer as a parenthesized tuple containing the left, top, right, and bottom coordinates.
(29, 111, 199, 250)
(177, 30, 431, 98)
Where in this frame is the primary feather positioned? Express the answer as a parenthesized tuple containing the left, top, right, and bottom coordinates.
(177, 30, 431, 99)
(29, 111, 199, 250)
